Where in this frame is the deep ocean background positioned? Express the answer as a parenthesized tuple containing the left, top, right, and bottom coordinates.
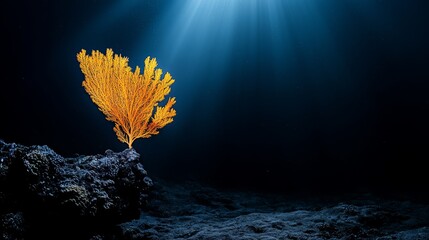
(1, 0, 428, 196)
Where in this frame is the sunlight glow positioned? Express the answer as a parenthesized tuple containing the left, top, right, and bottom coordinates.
(136, 0, 299, 119)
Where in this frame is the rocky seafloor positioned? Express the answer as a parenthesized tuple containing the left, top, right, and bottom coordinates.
(125, 180, 428, 240)
(0, 139, 152, 239)
(1, 140, 428, 239)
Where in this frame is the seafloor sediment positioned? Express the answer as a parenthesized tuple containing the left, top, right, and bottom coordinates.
(119, 179, 429, 240)
(1, 140, 428, 240)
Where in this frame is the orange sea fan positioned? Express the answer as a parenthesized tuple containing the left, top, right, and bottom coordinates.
(77, 48, 176, 149)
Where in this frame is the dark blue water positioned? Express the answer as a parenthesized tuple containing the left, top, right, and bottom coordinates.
(2, 0, 429, 194)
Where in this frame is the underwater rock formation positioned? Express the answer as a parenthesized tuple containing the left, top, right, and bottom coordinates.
(0, 139, 152, 239)
(1, 139, 428, 239)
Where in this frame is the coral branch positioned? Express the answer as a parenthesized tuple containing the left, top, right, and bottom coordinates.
(77, 48, 176, 148)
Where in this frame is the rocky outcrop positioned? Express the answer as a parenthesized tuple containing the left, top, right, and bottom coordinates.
(0, 139, 152, 239)
(1, 139, 428, 240)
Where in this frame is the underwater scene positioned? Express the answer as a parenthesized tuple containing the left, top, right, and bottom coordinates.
(1, 0, 428, 239)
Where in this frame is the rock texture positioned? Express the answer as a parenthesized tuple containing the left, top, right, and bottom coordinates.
(119, 180, 429, 240)
(1, 139, 428, 240)
(0, 139, 152, 239)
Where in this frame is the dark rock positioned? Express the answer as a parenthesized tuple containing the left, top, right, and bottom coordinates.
(2, 139, 428, 240)
(0, 139, 152, 239)
(1, 212, 25, 240)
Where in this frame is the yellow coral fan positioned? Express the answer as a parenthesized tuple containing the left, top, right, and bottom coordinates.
(77, 48, 176, 149)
